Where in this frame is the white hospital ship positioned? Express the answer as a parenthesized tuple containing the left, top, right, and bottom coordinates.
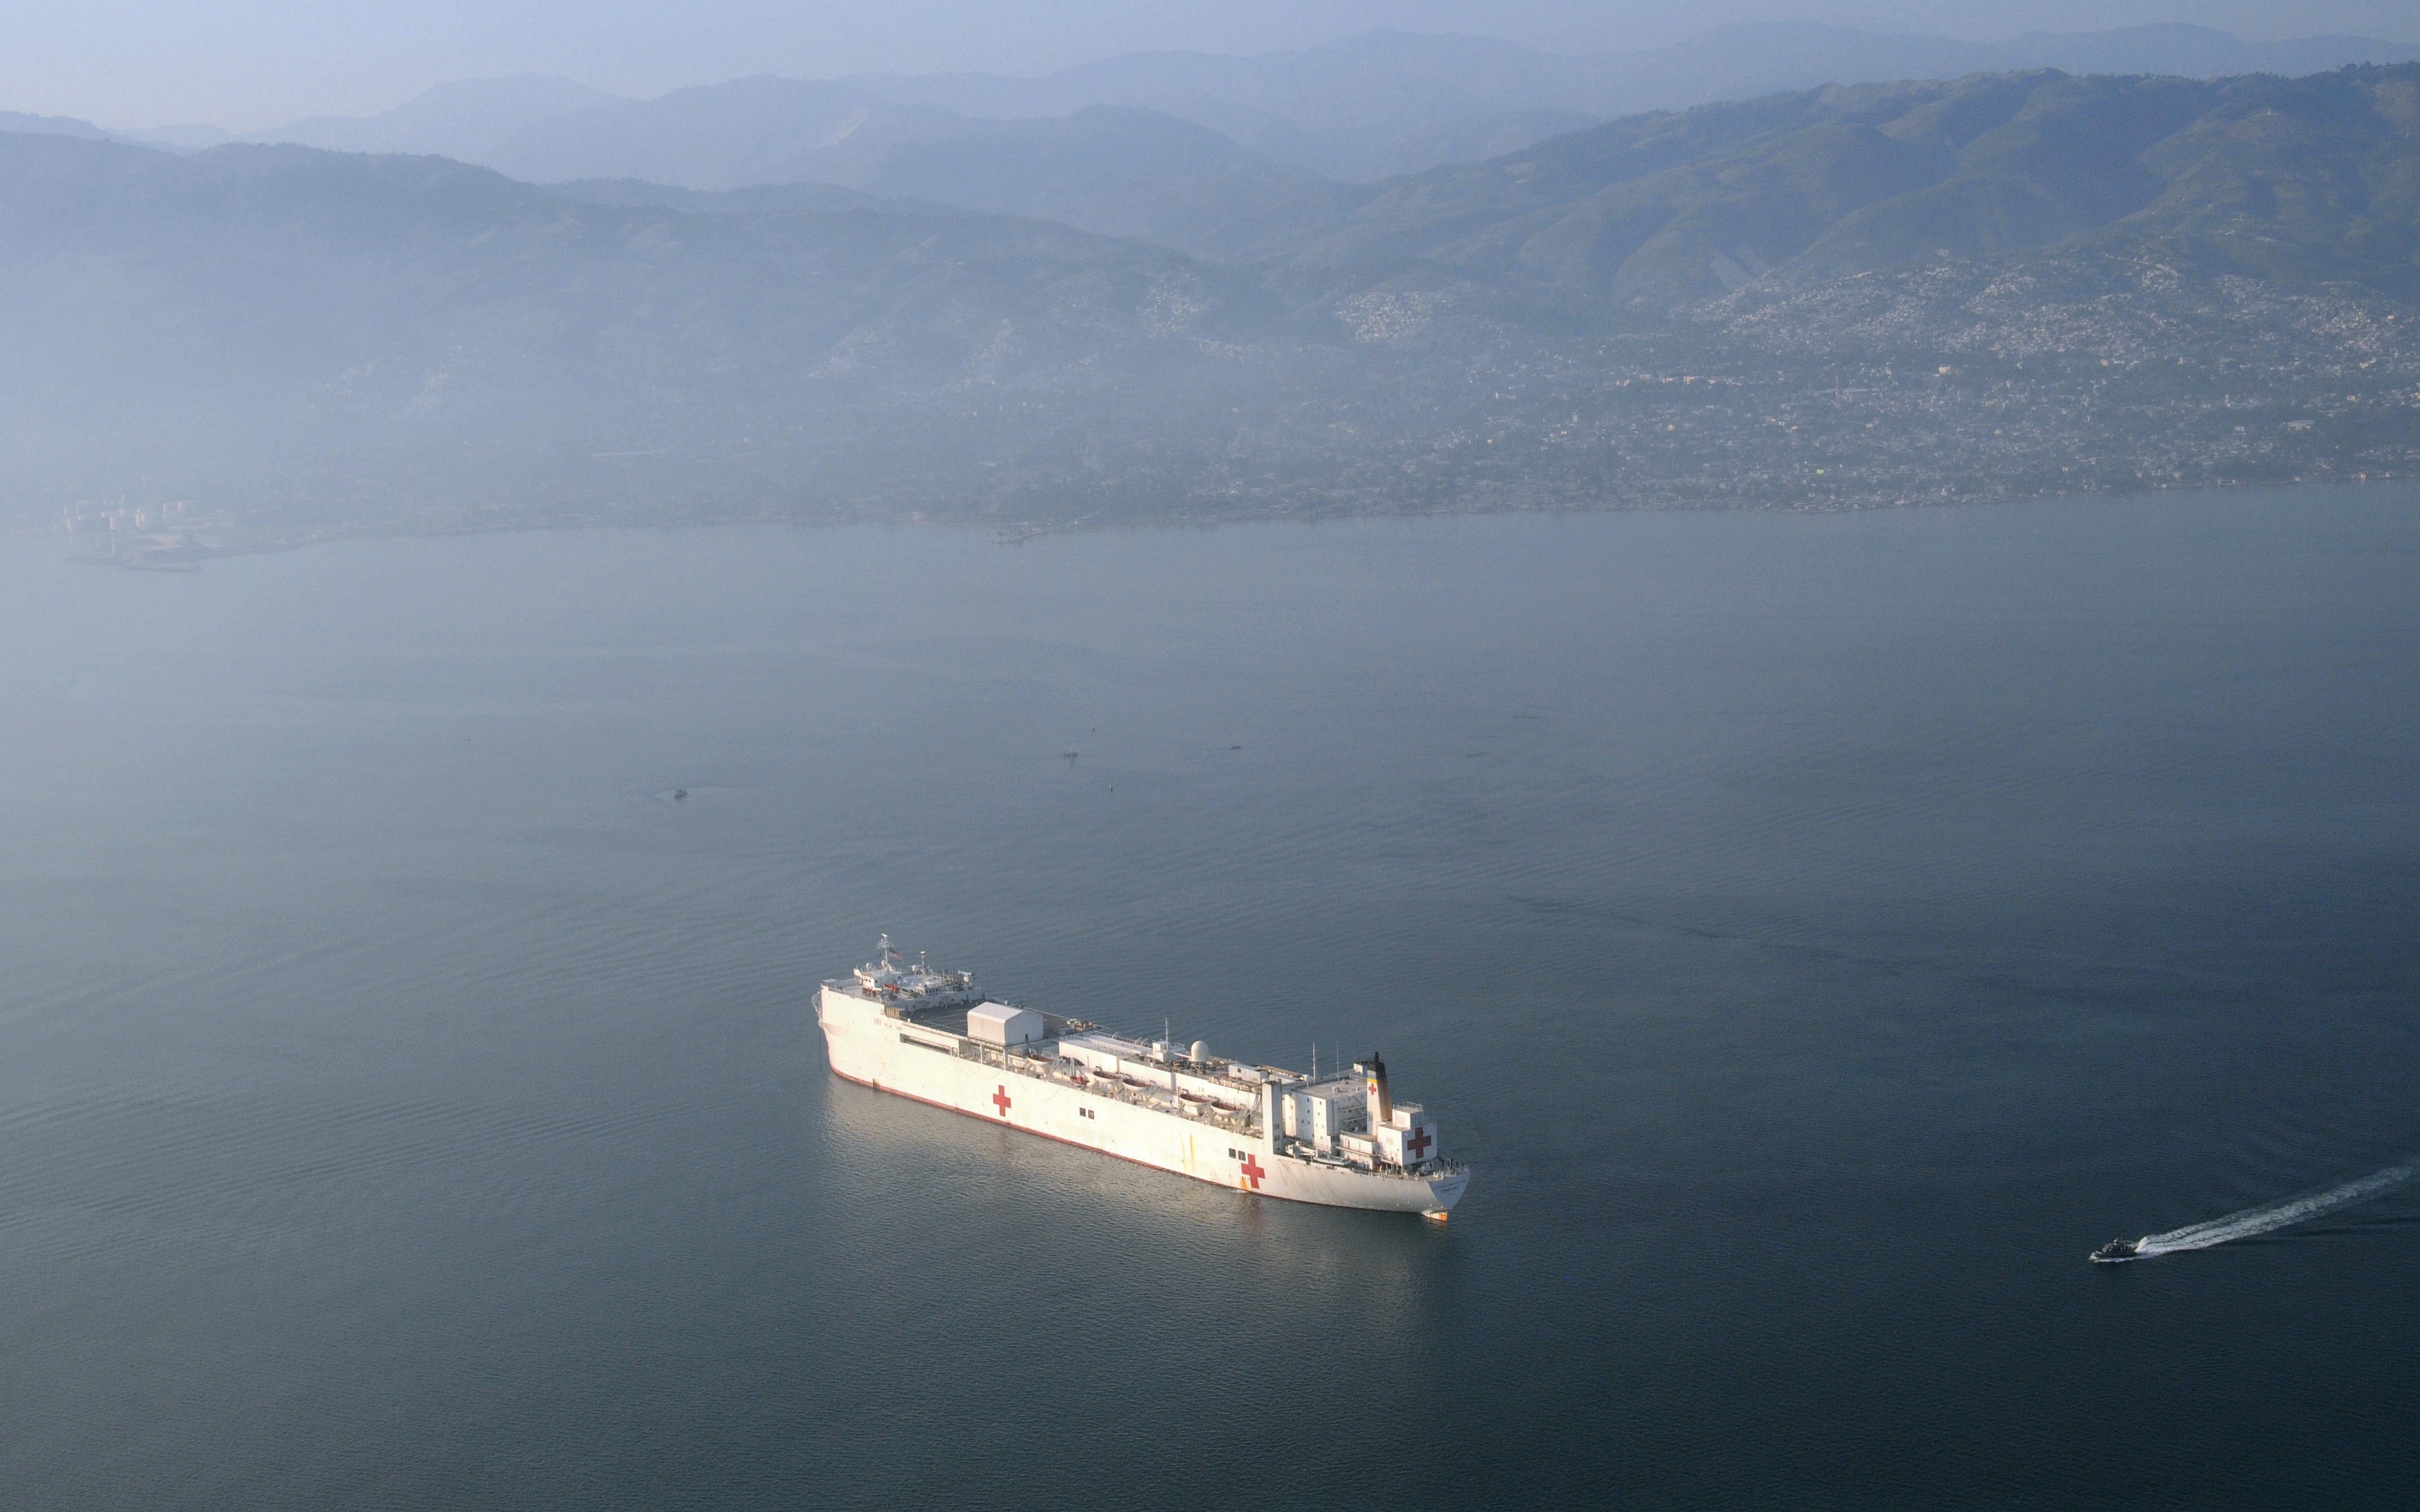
(817, 938, 1470, 1217)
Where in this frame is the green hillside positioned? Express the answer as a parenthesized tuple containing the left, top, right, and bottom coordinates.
(1260, 66, 2420, 302)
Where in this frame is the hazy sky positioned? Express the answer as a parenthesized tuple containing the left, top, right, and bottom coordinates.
(8, 0, 2417, 129)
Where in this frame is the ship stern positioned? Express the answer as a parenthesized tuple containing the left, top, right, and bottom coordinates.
(1424, 1167, 1471, 1216)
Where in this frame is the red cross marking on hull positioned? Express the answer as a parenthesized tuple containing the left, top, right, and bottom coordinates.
(992, 1085, 1011, 1118)
(1406, 1128, 1432, 1159)
(1239, 1153, 1267, 1189)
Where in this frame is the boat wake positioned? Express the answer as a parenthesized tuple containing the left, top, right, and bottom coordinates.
(2102, 1162, 2416, 1262)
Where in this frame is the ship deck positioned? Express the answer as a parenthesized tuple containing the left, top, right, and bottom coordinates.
(829, 980, 1464, 1183)
(838, 984, 1262, 1138)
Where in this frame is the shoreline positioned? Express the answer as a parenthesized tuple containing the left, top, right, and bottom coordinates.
(23, 468, 2417, 570)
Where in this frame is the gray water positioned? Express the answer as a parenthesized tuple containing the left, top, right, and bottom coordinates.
(3, 489, 2417, 1508)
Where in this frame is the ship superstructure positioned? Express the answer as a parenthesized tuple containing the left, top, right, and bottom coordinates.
(815, 937, 1469, 1216)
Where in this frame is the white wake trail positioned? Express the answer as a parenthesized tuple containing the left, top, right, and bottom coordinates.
(2129, 1162, 2416, 1258)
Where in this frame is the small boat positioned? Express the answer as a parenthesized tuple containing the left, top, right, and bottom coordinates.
(2090, 1237, 2144, 1263)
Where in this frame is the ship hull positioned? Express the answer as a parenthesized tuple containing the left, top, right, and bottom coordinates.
(818, 985, 1465, 1215)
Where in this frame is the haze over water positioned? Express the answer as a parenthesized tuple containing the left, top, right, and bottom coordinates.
(4, 488, 2417, 1507)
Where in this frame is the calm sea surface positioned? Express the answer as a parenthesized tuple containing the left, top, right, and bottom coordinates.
(3, 490, 2417, 1509)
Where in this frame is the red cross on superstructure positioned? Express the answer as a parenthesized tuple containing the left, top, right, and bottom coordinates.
(991, 1085, 1011, 1118)
(1239, 1153, 1267, 1190)
(1405, 1127, 1432, 1160)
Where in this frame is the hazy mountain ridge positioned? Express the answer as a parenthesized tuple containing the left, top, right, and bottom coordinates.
(0, 110, 231, 155)
(253, 75, 628, 163)
(1252, 67, 2420, 302)
(838, 23, 2420, 179)
(792, 107, 1351, 261)
(217, 22, 2420, 192)
(245, 72, 1345, 255)
(0, 110, 109, 141)
(840, 30, 1627, 180)
(220, 57, 2417, 289)
(8, 65, 2420, 558)
(246, 76, 1337, 258)
(0, 133, 1308, 536)
(476, 76, 986, 189)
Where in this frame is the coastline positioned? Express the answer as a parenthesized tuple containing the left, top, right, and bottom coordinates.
(27, 467, 2417, 571)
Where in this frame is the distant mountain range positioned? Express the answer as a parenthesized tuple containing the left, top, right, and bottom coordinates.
(3, 60, 2417, 548)
(0, 110, 108, 142)
(839, 22, 2420, 178)
(1214, 66, 2420, 299)
(0, 130, 1286, 530)
(0, 110, 226, 152)
(478, 67, 2420, 293)
(9, 21, 2409, 255)
(265, 74, 620, 164)
(182, 22, 2420, 192)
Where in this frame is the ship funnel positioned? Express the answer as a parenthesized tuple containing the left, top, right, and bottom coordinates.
(1364, 1053, 1392, 1126)
(1189, 1040, 1208, 1065)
